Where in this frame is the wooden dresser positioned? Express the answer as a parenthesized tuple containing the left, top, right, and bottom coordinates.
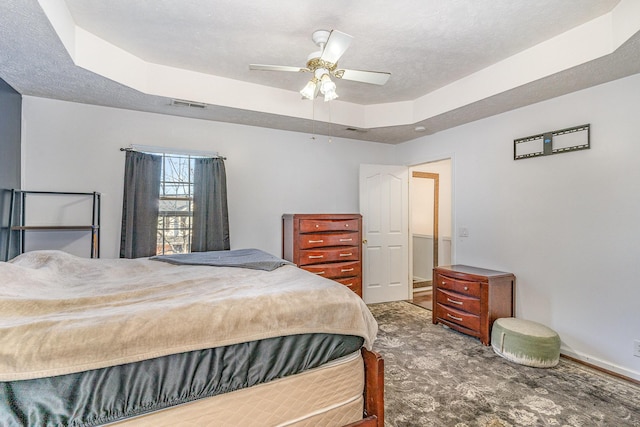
(433, 265, 515, 345)
(282, 214, 362, 297)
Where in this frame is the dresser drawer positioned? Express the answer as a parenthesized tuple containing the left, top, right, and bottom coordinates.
(302, 261, 360, 279)
(334, 276, 362, 295)
(299, 218, 359, 233)
(434, 274, 481, 298)
(436, 303, 480, 332)
(298, 232, 359, 249)
(298, 247, 359, 266)
(436, 288, 481, 315)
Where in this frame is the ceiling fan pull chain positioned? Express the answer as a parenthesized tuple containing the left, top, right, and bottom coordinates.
(328, 101, 333, 143)
(311, 96, 316, 140)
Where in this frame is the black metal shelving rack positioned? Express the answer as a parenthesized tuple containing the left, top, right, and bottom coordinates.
(4, 190, 100, 261)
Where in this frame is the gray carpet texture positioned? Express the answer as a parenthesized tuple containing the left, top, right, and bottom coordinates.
(368, 301, 640, 427)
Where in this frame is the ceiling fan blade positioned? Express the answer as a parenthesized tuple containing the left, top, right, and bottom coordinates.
(337, 69, 391, 85)
(320, 30, 353, 64)
(249, 64, 307, 73)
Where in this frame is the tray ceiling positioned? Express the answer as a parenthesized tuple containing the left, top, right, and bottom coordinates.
(1, 0, 639, 143)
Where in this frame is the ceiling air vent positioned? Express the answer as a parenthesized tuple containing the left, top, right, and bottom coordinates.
(171, 99, 207, 109)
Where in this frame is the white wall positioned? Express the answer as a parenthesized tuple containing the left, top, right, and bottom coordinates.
(411, 177, 435, 236)
(395, 73, 640, 381)
(21, 97, 395, 258)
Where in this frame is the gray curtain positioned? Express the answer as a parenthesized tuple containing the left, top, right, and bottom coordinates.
(120, 151, 161, 258)
(192, 157, 230, 251)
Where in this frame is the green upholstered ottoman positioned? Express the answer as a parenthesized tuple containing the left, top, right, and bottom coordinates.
(491, 318, 560, 368)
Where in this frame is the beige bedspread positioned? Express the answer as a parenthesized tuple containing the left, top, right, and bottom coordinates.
(0, 250, 377, 381)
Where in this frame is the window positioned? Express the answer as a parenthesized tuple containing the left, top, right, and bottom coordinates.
(157, 154, 195, 255)
(120, 148, 228, 259)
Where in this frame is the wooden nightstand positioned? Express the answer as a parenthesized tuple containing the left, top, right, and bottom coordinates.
(433, 265, 515, 345)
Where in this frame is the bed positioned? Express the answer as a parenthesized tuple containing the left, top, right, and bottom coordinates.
(0, 249, 383, 426)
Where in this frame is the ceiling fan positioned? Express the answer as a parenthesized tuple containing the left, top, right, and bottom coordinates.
(249, 29, 391, 101)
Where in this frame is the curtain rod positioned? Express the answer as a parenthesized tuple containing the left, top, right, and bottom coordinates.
(119, 144, 226, 159)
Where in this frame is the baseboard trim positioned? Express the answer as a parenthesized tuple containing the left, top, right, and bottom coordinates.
(560, 351, 640, 385)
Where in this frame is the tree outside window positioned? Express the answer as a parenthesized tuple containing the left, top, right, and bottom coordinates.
(157, 154, 194, 255)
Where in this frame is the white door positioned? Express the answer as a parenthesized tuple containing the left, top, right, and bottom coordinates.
(359, 164, 410, 304)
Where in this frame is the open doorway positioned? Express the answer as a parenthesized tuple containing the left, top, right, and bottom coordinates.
(409, 159, 452, 310)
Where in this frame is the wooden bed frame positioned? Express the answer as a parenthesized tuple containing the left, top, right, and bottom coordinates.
(345, 348, 384, 427)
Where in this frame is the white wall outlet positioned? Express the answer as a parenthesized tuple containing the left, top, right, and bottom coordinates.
(634, 340, 640, 357)
(459, 227, 469, 237)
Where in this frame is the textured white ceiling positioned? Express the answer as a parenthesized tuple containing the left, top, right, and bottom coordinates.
(63, 0, 622, 105)
(1, 0, 639, 143)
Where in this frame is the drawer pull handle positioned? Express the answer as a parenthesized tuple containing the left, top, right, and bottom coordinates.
(308, 239, 324, 243)
(447, 298, 463, 305)
(341, 268, 355, 272)
(339, 253, 353, 257)
(308, 255, 324, 259)
(314, 271, 326, 276)
(464, 286, 469, 291)
(345, 283, 353, 287)
(339, 238, 353, 242)
(447, 313, 463, 321)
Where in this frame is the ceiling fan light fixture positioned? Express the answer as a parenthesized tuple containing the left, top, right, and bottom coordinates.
(320, 73, 336, 93)
(251, 29, 390, 103)
(323, 88, 338, 102)
(300, 78, 318, 100)
(319, 73, 338, 101)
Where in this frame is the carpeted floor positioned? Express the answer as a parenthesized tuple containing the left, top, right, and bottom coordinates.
(368, 301, 640, 427)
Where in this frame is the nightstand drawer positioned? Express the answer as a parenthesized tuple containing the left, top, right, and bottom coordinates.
(299, 219, 359, 233)
(298, 247, 359, 266)
(302, 261, 360, 279)
(298, 232, 359, 249)
(436, 288, 481, 314)
(435, 274, 481, 298)
(436, 303, 480, 332)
